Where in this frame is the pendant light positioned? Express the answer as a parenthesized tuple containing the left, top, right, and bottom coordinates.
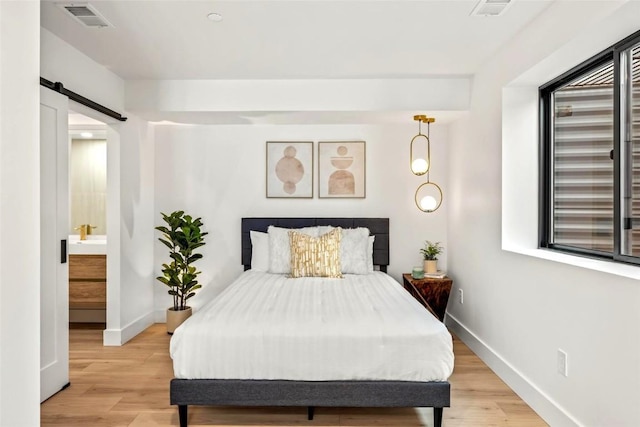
(415, 181, 443, 213)
(411, 115, 443, 212)
(410, 115, 434, 175)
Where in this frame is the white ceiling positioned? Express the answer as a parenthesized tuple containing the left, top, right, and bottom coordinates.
(42, 1, 555, 125)
(41, 0, 553, 80)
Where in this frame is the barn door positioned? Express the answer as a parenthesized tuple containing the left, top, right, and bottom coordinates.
(40, 87, 70, 402)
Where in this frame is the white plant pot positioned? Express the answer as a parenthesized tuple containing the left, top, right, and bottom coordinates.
(424, 260, 438, 274)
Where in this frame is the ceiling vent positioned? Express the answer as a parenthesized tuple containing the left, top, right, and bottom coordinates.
(470, 0, 513, 17)
(57, 3, 113, 28)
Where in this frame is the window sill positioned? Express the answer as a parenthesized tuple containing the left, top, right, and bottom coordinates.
(502, 244, 640, 280)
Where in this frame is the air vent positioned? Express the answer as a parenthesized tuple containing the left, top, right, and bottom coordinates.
(470, 0, 512, 17)
(58, 3, 113, 28)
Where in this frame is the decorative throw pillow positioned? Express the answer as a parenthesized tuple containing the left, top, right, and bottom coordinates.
(289, 228, 342, 278)
(268, 226, 318, 274)
(340, 227, 371, 274)
(250, 230, 269, 271)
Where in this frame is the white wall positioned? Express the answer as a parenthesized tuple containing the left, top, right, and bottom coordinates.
(101, 111, 155, 346)
(40, 29, 155, 345)
(41, 28, 124, 113)
(0, 1, 41, 425)
(153, 123, 449, 318)
(448, 1, 640, 426)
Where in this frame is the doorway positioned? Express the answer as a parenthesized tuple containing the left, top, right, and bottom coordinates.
(66, 101, 123, 341)
(68, 112, 108, 327)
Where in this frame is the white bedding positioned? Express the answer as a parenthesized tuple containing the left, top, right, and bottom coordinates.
(170, 271, 454, 382)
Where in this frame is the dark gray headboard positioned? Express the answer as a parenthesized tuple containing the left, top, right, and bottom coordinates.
(241, 217, 390, 273)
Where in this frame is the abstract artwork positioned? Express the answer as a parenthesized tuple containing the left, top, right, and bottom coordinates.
(318, 141, 366, 198)
(266, 141, 313, 198)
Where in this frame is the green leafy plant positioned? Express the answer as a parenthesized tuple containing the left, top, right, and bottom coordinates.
(155, 211, 208, 311)
(420, 240, 443, 261)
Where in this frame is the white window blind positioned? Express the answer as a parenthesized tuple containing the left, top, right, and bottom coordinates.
(552, 63, 614, 252)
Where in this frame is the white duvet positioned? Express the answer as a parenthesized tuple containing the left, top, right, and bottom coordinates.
(170, 271, 454, 382)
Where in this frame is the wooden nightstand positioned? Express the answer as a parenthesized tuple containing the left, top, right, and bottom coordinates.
(402, 273, 453, 322)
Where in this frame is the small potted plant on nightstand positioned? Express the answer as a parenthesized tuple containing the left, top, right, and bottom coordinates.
(420, 240, 443, 274)
(155, 210, 208, 334)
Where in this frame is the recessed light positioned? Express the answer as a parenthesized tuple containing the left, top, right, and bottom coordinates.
(80, 132, 93, 138)
(207, 12, 223, 22)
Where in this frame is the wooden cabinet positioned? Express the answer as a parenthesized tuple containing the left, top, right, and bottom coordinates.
(402, 273, 452, 322)
(69, 255, 106, 314)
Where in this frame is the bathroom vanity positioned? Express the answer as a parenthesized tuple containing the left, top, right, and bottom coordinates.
(68, 236, 106, 323)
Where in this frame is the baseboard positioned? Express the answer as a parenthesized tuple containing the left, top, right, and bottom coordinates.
(103, 311, 154, 346)
(445, 313, 582, 427)
(154, 308, 166, 323)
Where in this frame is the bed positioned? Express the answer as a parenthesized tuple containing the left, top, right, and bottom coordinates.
(170, 217, 453, 427)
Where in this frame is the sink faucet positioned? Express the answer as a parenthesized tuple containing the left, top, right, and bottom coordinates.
(74, 224, 96, 240)
(75, 225, 88, 240)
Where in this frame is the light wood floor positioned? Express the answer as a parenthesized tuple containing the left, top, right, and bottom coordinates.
(41, 324, 548, 426)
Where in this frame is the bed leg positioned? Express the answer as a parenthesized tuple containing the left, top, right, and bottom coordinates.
(178, 405, 188, 427)
(307, 406, 315, 420)
(434, 407, 443, 427)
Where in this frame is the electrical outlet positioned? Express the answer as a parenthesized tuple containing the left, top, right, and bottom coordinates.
(458, 289, 463, 304)
(557, 349, 568, 377)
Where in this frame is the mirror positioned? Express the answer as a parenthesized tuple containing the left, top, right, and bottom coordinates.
(69, 128, 107, 235)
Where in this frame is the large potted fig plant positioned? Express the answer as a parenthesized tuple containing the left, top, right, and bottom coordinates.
(156, 210, 208, 334)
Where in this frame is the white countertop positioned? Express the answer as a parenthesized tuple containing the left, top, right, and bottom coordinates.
(69, 235, 107, 255)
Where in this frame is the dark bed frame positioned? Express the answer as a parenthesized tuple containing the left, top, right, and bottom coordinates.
(170, 217, 451, 427)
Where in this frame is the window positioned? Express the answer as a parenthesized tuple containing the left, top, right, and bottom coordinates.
(540, 30, 640, 263)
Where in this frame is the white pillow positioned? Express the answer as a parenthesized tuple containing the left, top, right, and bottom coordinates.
(340, 227, 371, 275)
(367, 235, 375, 272)
(318, 226, 375, 274)
(268, 226, 318, 274)
(250, 231, 270, 271)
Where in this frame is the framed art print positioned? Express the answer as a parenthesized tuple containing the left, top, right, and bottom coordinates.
(266, 141, 313, 198)
(318, 141, 366, 198)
